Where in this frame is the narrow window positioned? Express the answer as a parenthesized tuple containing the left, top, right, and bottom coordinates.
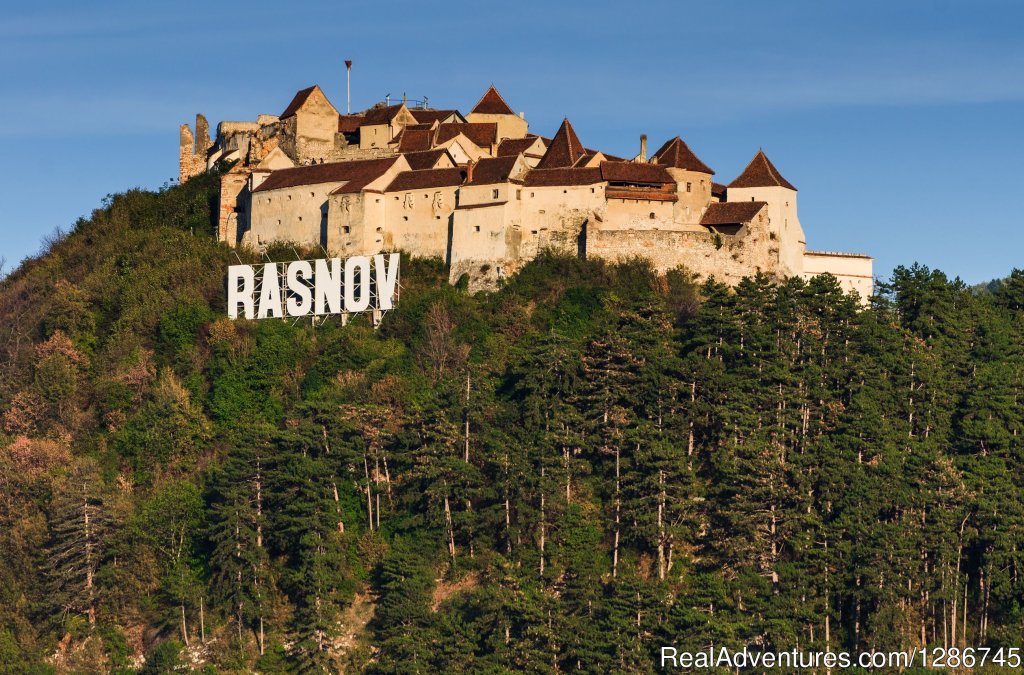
(474, 225, 481, 232)
(343, 226, 351, 234)
(649, 212, 655, 219)
(591, 188, 595, 193)
(686, 182, 692, 192)
(516, 190, 522, 200)
(492, 189, 499, 199)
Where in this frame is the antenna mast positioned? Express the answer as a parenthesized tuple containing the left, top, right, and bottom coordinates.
(345, 60, 353, 114)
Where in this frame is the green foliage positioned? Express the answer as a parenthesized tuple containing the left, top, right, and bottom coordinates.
(2, 177, 1024, 670)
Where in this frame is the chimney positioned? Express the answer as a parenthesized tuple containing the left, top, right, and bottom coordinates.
(466, 160, 475, 183)
(639, 134, 648, 163)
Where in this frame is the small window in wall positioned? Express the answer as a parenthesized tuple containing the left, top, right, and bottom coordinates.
(591, 188, 595, 193)
(436, 215, 441, 219)
(686, 182, 692, 192)
(403, 216, 409, 221)
(563, 189, 567, 194)
(649, 212, 655, 219)
(277, 219, 281, 225)
(375, 198, 380, 203)
(539, 209, 546, 214)
(531, 230, 538, 235)
(474, 225, 481, 232)
(786, 201, 790, 207)
(751, 197, 755, 202)
(530, 192, 535, 197)
(376, 226, 382, 232)
(287, 194, 292, 200)
(394, 196, 400, 200)
(492, 189, 499, 199)
(516, 190, 522, 200)
(310, 191, 314, 197)
(298, 216, 302, 221)
(343, 226, 350, 234)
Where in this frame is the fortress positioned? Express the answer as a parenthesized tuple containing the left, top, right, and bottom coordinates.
(180, 84, 872, 297)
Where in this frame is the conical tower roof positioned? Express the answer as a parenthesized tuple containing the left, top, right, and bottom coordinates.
(728, 150, 796, 190)
(652, 136, 714, 174)
(536, 118, 587, 169)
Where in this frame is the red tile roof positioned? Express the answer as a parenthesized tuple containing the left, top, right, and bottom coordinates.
(394, 127, 435, 152)
(536, 119, 587, 170)
(253, 157, 399, 193)
(402, 149, 450, 170)
(362, 104, 407, 126)
(411, 109, 462, 125)
(599, 161, 674, 185)
(281, 86, 318, 119)
(470, 85, 516, 115)
(435, 122, 498, 148)
(386, 167, 465, 192)
(523, 167, 603, 187)
(467, 155, 520, 185)
(652, 137, 714, 174)
(711, 182, 727, 198)
(700, 201, 767, 226)
(497, 136, 544, 157)
(728, 150, 796, 190)
(338, 114, 363, 133)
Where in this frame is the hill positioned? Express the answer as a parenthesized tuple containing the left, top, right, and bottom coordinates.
(1, 171, 1023, 671)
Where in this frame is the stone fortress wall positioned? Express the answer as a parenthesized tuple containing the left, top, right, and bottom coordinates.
(179, 83, 873, 299)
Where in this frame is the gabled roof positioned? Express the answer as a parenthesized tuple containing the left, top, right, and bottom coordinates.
(435, 123, 497, 148)
(728, 150, 796, 190)
(467, 155, 521, 185)
(652, 137, 714, 174)
(523, 167, 603, 187)
(599, 161, 674, 185)
(700, 201, 767, 226)
(470, 85, 516, 115)
(281, 85, 323, 119)
(411, 109, 463, 125)
(362, 103, 407, 126)
(402, 149, 451, 170)
(497, 136, 545, 157)
(711, 182, 727, 199)
(536, 119, 587, 170)
(386, 167, 465, 192)
(253, 157, 399, 193)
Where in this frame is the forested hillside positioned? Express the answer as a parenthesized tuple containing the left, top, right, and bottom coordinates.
(1, 172, 1023, 673)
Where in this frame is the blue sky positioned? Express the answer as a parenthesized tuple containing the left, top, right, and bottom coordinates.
(1, 0, 1022, 284)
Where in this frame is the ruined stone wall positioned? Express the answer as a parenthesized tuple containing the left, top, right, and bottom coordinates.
(178, 114, 214, 182)
(586, 212, 780, 284)
(218, 169, 251, 245)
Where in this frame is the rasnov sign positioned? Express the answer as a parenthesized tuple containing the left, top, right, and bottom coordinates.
(228, 253, 399, 320)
